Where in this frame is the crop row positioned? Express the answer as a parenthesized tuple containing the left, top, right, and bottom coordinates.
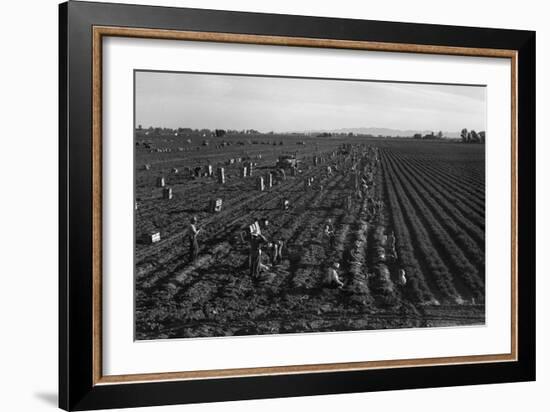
(382, 149, 484, 301)
(384, 151, 484, 299)
(421, 160, 485, 191)
(381, 152, 461, 302)
(380, 156, 438, 304)
(392, 151, 485, 222)
(407, 157, 485, 207)
(387, 151, 485, 268)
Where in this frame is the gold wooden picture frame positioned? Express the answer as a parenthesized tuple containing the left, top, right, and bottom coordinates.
(92, 26, 518, 385)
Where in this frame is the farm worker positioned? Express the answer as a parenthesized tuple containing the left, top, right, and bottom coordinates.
(259, 218, 281, 264)
(259, 218, 271, 238)
(273, 240, 284, 264)
(325, 262, 344, 288)
(241, 221, 260, 267)
(324, 219, 336, 249)
(266, 240, 283, 266)
(266, 242, 275, 264)
(267, 239, 284, 265)
(368, 198, 377, 220)
(350, 240, 363, 261)
(387, 231, 396, 250)
(377, 246, 386, 263)
(397, 269, 407, 286)
(249, 227, 268, 278)
(387, 231, 397, 259)
(344, 195, 352, 211)
(362, 182, 370, 197)
(188, 216, 201, 262)
(282, 198, 290, 210)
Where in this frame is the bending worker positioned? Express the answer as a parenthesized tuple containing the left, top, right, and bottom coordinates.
(188, 216, 201, 262)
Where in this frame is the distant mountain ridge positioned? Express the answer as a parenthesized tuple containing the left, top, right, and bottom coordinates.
(296, 127, 461, 138)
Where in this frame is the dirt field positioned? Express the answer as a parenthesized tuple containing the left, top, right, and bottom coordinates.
(134, 131, 485, 340)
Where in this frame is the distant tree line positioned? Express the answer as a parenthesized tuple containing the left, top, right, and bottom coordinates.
(460, 128, 485, 144)
(413, 131, 444, 140)
(136, 127, 264, 136)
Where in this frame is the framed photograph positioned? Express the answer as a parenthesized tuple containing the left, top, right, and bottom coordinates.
(59, 1, 535, 410)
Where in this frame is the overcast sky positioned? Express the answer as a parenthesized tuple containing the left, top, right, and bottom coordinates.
(135, 71, 486, 133)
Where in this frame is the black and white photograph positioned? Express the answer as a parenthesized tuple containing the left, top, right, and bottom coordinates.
(134, 71, 487, 340)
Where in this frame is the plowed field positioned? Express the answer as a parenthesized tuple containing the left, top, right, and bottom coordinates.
(135, 132, 485, 340)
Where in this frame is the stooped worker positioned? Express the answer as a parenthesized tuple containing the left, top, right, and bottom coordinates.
(259, 218, 284, 266)
(266, 242, 274, 263)
(387, 230, 397, 260)
(271, 239, 284, 265)
(325, 262, 344, 289)
(259, 218, 271, 238)
(188, 216, 201, 262)
(249, 223, 268, 278)
(324, 219, 336, 249)
(397, 269, 407, 286)
(239, 223, 254, 268)
(281, 198, 290, 210)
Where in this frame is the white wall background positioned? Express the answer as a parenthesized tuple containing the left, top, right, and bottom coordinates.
(0, 0, 546, 411)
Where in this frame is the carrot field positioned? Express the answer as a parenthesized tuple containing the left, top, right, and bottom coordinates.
(134, 132, 485, 340)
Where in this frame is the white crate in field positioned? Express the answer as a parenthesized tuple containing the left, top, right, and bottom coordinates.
(281, 198, 290, 210)
(257, 176, 264, 191)
(210, 198, 223, 212)
(143, 232, 161, 244)
(163, 187, 173, 200)
(217, 167, 225, 184)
